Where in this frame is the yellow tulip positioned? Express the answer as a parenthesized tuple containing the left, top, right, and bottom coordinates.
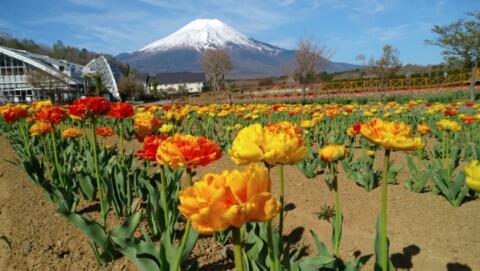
(464, 160, 480, 193)
(436, 119, 462, 132)
(159, 124, 174, 134)
(360, 118, 424, 151)
(228, 124, 265, 165)
(319, 144, 348, 163)
(177, 163, 280, 234)
(300, 119, 315, 129)
(262, 130, 307, 165)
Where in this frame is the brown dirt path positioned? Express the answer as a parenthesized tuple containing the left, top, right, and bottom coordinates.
(0, 134, 478, 271)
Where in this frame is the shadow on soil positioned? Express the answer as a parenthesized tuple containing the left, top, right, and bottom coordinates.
(446, 262, 472, 271)
(391, 244, 420, 270)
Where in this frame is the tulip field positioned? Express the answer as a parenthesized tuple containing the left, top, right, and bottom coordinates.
(0, 87, 479, 271)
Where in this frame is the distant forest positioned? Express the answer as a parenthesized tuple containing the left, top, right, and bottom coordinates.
(0, 30, 132, 76)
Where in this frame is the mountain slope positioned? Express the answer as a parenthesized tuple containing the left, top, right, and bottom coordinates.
(116, 19, 361, 77)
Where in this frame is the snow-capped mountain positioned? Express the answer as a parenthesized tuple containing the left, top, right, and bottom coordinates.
(137, 19, 282, 55)
(116, 19, 361, 77)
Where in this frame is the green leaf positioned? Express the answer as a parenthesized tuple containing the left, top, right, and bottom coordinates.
(110, 211, 143, 238)
(330, 210, 343, 254)
(339, 254, 373, 271)
(76, 172, 96, 201)
(56, 210, 107, 247)
(406, 154, 418, 177)
(290, 255, 334, 271)
(1, 236, 11, 253)
(373, 213, 395, 271)
(111, 237, 161, 271)
(310, 230, 332, 258)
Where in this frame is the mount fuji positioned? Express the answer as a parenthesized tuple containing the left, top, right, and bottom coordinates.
(116, 19, 360, 77)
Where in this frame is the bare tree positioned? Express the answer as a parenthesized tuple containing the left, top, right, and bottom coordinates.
(26, 69, 70, 101)
(282, 34, 334, 102)
(117, 76, 144, 102)
(199, 49, 234, 91)
(356, 44, 402, 100)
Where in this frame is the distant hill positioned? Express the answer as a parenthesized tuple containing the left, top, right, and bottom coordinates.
(116, 19, 362, 78)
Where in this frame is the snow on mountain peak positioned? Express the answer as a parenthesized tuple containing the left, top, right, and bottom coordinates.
(138, 19, 281, 54)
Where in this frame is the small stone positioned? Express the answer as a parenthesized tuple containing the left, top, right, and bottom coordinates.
(296, 183, 303, 186)
(44, 245, 52, 251)
(56, 241, 62, 247)
(220, 246, 234, 259)
(24, 244, 32, 254)
(55, 249, 70, 258)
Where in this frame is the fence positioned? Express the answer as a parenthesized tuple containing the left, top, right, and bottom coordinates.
(186, 70, 479, 104)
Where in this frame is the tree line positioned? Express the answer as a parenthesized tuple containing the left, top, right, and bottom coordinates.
(0, 31, 131, 76)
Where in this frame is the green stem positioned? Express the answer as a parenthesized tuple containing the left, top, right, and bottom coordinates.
(416, 150, 421, 180)
(92, 120, 106, 228)
(306, 131, 311, 158)
(160, 165, 169, 227)
(381, 149, 391, 270)
(18, 121, 31, 157)
(332, 162, 340, 258)
(119, 121, 125, 167)
(266, 221, 276, 271)
(442, 131, 445, 168)
(361, 138, 366, 171)
(50, 124, 65, 187)
(278, 164, 284, 243)
(42, 137, 53, 182)
(232, 227, 245, 271)
(173, 168, 193, 271)
(447, 132, 451, 177)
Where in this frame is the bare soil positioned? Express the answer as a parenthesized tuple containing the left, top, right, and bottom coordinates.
(0, 135, 478, 271)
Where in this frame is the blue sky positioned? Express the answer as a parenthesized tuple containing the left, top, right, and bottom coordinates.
(1, 0, 477, 66)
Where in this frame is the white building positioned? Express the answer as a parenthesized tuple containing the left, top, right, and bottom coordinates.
(0, 45, 124, 104)
(0, 45, 84, 104)
(153, 72, 207, 93)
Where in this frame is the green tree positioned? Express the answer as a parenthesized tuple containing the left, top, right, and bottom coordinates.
(151, 79, 159, 96)
(282, 34, 334, 102)
(356, 44, 402, 100)
(425, 11, 480, 101)
(52, 40, 66, 59)
(91, 73, 107, 96)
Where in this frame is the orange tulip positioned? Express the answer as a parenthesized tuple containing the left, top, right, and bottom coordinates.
(462, 116, 476, 124)
(109, 102, 134, 119)
(68, 97, 111, 120)
(178, 163, 280, 234)
(319, 144, 348, 163)
(3, 107, 29, 124)
(30, 122, 52, 137)
(96, 126, 116, 137)
(417, 123, 431, 135)
(156, 134, 222, 169)
(137, 135, 169, 161)
(61, 128, 82, 139)
(33, 106, 68, 124)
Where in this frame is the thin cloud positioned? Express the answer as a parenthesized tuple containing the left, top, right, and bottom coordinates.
(269, 38, 297, 49)
(68, 0, 106, 9)
(435, 0, 445, 12)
